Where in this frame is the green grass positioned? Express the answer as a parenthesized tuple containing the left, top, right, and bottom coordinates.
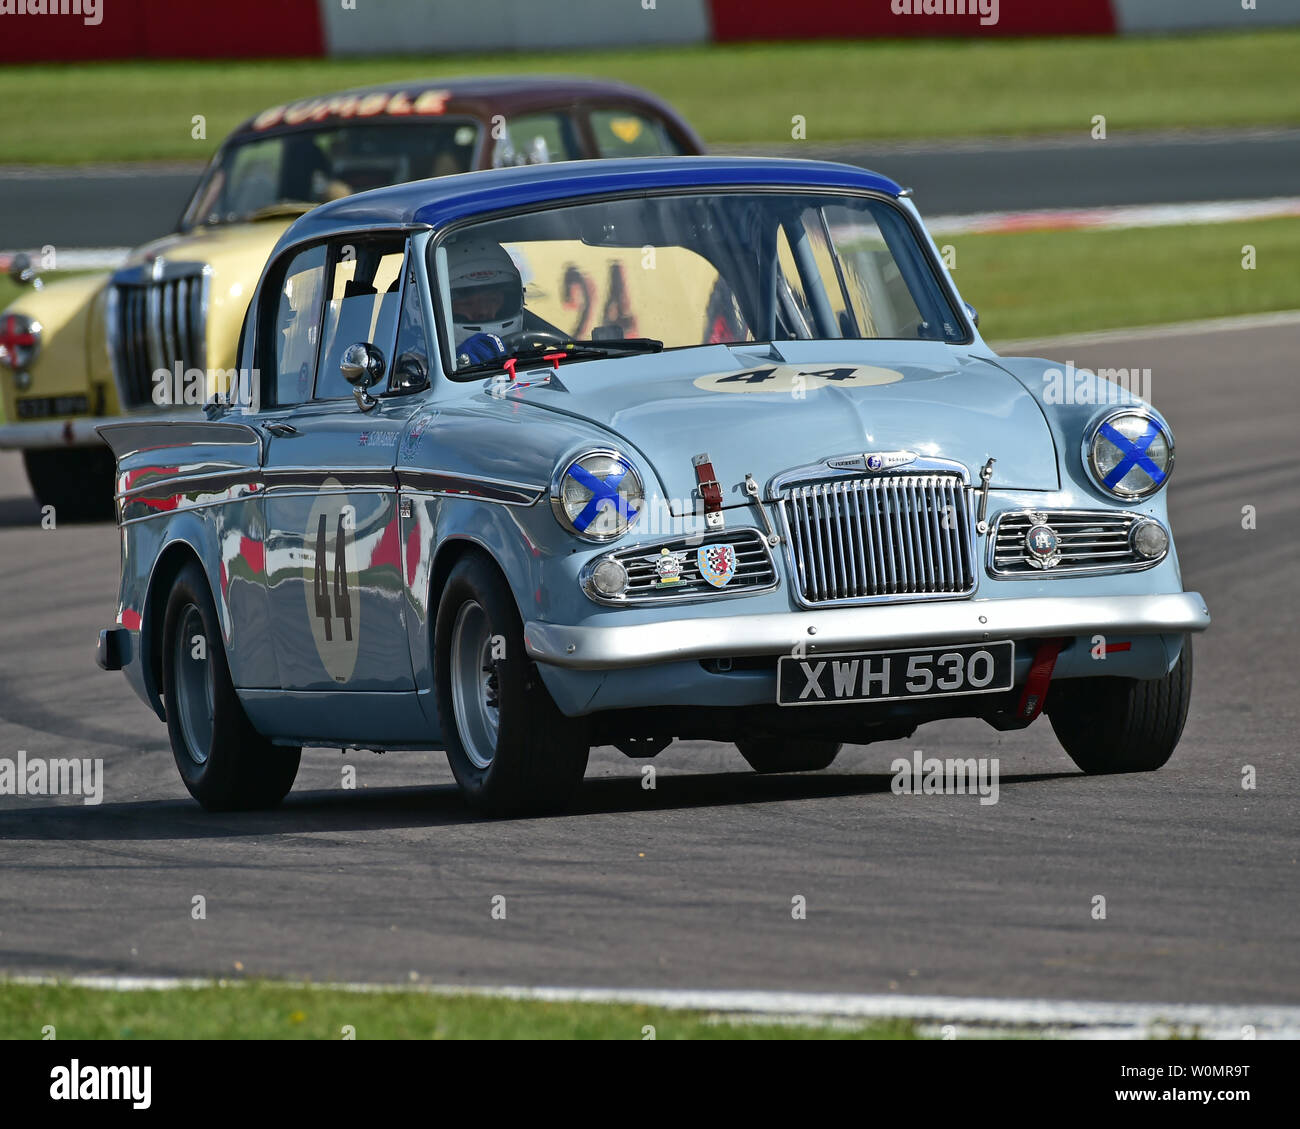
(954, 216, 1300, 343)
(2, 31, 1299, 164)
(0, 981, 918, 1039)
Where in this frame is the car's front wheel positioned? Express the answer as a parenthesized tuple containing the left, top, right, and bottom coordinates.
(23, 447, 116, 523)
(1048, 637, 1193, 774)
(736, 737, 842, 774)
(161, 561, 300, 810)
(434, 552, 589, 816)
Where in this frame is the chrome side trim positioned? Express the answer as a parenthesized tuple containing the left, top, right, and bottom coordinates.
(399, 467, 544, 506)
(524, 591, 1210, 670)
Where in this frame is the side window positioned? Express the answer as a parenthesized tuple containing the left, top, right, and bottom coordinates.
(389, 267, 431, 393)
(313, 238, 406, 400)
(264, 243, 327, 408)
(589, 109, 681, 158)
(493, 112, 575, 166)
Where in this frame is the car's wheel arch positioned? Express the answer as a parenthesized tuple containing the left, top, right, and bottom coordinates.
(427, 537, 515, 639)
(141, 538, 211, 719)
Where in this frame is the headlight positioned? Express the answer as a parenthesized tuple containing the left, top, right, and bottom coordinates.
(0, 312, 41, 384)
(1086, 410, 1174, 499)
(550, 449, 644, 542)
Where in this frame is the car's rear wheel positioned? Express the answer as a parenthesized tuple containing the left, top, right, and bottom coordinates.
(1048, 637, 1193, 774)
(736, 737, 842, 774)
(435, 552, 589, 816)
(161, 560, 300, 810)
(23, 447, 116, 523)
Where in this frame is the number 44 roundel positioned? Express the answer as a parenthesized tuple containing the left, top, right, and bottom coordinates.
(305, 485, 361, 684)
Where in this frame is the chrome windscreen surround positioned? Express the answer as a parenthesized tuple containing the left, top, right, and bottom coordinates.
(987, 509, 1168, 578)
(580, 527, 779, 606)
(770, 455, 976, 608)
(106, 260, 211, 412)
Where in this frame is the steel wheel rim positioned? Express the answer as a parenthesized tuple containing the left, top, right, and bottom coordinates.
(173, 604, 214, 766)
(449, 600, 499, 771)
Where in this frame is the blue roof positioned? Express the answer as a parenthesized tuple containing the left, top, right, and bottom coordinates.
(282, 157, 903, 245)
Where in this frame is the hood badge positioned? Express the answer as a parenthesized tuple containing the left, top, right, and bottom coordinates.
(830, 450, 918, 473)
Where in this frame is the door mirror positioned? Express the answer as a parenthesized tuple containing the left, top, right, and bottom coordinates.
(964, 301, 980, 329)
(341, 341, 385, 412)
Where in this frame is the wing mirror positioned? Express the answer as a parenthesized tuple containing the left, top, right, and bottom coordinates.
(964, 301, 980, 329)
(341, 341, 385, 412)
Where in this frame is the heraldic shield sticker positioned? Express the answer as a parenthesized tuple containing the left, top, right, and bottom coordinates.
(697, 543, 737, 588)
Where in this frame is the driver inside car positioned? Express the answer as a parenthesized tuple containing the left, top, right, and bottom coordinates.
(446, 237, 525, 368)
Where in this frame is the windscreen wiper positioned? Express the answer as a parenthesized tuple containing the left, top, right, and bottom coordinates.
(458, 337, 664, 377)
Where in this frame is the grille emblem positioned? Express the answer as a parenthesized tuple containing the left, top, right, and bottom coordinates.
(697, 543, 737, 588)
(1023, 516, 1062, 570)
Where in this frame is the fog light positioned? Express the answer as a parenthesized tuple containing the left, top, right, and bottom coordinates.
(590, 558, 628, 598)
(1131, 519, 1169, 559)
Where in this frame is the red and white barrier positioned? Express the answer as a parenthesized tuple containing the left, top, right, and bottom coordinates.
(7, 0, 1299, 60)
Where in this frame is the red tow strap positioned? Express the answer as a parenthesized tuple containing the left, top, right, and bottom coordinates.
(1017, 637, 1065, 721)
(692, 454, 723, 514)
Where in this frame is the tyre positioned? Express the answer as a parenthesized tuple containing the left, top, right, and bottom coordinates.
(160, 560, 300, 810)
(736, 737, 842, 774)
(1048, 637, 1193, 774)
(23, 447, 117, 523)
(434, 552, 589, 816)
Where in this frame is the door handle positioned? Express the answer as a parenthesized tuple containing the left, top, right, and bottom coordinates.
(263, 421, 299, 437)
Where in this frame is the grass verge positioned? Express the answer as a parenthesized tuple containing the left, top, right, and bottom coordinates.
(953, 216, 1300, 343)
(1, 32, 1299, 164)
(0, 981, 918, 1040)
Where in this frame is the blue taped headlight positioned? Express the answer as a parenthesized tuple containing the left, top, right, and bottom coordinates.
(550, 449, 644, 542)
(1086, 410, 1174, 499)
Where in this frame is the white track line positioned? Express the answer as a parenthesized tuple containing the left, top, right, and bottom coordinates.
(990, 309, 1300, 354)
(6, 974, 1297, 1039)
(0, 248, 130, 272)
(928, 196, 1300, 236)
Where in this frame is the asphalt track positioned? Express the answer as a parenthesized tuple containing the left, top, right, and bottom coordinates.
(0, 317, 1295, 1006)
(3, 129, 1299, 248)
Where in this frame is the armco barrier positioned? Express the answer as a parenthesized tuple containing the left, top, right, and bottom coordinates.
(4, 0, 1298, 61)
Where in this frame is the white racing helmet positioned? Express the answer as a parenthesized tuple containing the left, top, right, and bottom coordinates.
(445, 236, 524, 347)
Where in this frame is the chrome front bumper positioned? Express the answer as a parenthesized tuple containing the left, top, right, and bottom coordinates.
(0, 415, 118, 449)
(524, 592, 1210, 670)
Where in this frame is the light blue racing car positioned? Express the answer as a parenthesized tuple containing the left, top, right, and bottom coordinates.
(95, 156, 1210, 815)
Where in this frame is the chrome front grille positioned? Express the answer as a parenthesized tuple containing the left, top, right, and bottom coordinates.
(990, 510, 1160, 575)
(109, 263, 208, 409)
(779, 473, 975, 605)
